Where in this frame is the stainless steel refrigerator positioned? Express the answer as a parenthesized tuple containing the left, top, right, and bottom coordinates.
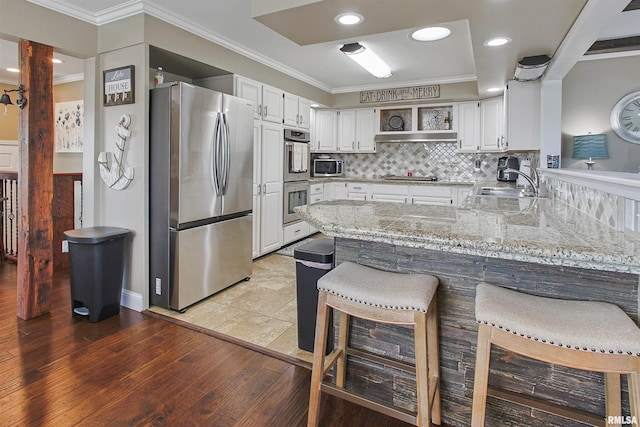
(150, 82, 253, 311)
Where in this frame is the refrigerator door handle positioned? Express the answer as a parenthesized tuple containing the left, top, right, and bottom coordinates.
(213, 111, 223, 195)
(222, 112, 231, 195)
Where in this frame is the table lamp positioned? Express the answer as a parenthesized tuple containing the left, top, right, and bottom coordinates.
(572, 133, 608, 170)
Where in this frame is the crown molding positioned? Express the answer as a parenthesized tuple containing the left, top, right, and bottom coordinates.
(27, 0, 334, 93)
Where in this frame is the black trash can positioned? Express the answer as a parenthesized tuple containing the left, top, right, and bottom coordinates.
(63, 226, 130, 323)
(294, 238, 334, 353)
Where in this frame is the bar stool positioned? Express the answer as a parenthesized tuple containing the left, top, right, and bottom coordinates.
(472, 282, 640, 426)
(307, 261, 441, 426)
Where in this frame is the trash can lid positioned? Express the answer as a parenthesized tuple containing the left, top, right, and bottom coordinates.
(64, 226, 130, 244)
(294, 238, 334, 264)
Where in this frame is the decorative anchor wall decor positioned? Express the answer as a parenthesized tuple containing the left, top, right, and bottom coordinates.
(98, 114, 135, 190)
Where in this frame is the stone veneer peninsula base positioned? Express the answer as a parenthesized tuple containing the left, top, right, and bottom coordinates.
(332, 237, 639, 427)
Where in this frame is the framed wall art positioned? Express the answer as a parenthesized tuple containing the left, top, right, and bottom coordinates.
(103, 65, 135, 107)
(55, 100, 84, 152)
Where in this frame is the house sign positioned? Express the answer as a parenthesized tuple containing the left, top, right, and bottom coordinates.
(360, 85, 440, 104)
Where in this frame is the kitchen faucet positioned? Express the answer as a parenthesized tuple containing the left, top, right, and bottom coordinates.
(504, 168, 539, 196)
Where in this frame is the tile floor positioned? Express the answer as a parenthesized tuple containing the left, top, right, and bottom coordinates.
(149, 251, 315, 364)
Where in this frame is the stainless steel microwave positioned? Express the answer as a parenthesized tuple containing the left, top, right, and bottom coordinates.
(313, 158, 344, 177)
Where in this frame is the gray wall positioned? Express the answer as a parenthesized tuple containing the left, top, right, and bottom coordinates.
(561, 55, 640, 173)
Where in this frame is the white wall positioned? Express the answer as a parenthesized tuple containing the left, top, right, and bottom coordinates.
(561, 55, 640, 173)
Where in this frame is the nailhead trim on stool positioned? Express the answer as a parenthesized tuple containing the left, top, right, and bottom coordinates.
(471, 282, 640, 426)
(307, 262, 441, 427)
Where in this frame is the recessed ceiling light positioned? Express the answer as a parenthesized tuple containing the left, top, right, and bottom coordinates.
(52, 58, 63, 64)
(487, 87, 502, 93)
(335, 13, 364, 25)
(410, 26, 451, 42)
(6, 68, 19, 73)
(484, 37, 512, 47)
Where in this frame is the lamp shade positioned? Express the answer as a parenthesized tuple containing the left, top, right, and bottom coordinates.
(572, 133, 608, 159)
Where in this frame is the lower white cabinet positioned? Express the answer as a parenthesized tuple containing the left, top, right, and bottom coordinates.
(347, 182, 369, 200)
(410, 185, 454, 206)
(320, 181, 472, 207)
(371, 184, 409, 203)
(283, 221, 310, 245)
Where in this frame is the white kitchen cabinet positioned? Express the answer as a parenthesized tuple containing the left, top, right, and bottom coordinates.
(284, 92, 310, 130)
(338, 109, 377, 152)
(410, 185, 454, 206)
(311, 110, 338, 152)
(337, 110, 357, 152)
(456, 102, 481, 152)
(371, 183, 409, 203)
(356, 109, 376, 152)
(253, 122, 283, 258)
(480, 96, 505, 152)
(323, 181, 347, 200)
(236, 76, 283, 124)
(309, 183, 324, 204)
(504, 79, 541, 151)
(283, 221, 310, 244)
(346, 182, 369, 200)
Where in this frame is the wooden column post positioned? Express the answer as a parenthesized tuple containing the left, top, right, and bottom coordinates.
(16, 40, 54, 320)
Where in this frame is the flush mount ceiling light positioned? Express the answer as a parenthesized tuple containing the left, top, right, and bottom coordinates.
(335, 13, 363, 25)
(484, 37, 512, 47)
(340, 42, 392, 79)
(410, 26, 451, 42)
(52, 58, 63, 64)
(487, 87, 502, 93)
(6, 67, 19, 73)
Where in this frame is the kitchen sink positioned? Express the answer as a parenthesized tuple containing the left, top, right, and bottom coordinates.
(474, 186, 538, 198)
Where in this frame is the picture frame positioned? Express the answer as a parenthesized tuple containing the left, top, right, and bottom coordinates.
(54, 100, 84, 152)
(103, 65, 135, 107)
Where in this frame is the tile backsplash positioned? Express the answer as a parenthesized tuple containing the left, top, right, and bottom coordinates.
(315, 142, 537, 182)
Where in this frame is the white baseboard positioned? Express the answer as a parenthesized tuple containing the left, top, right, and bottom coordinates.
(121, 289, 143, 312)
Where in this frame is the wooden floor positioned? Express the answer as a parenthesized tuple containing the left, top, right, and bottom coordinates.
(0, 262, 415, 426)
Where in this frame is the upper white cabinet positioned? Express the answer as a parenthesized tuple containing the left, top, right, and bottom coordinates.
(337, 110, 357, 152)
(457, 102, 480, 152)
(283, 92, 310, 130)
(311, 109, 338, 152)
(480, 97, 505, 152)
(504, 79, 541, 151)
(355, 109, 376, 152)
(236, 76, 283, 124)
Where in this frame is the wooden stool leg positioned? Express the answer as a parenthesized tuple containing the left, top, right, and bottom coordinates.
(427, 299, 441, 425)
(471, 324, 493, 427)
(414, 311, 431, 426)
(336, 311, 349, 388)
(308, 291, 331, 427)
(605, 372, 622, 426)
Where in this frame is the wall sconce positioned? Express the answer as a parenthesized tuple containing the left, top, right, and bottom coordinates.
(572, 133, 608, 170)
(0, 85, 27, 115)
(340, 42, 392, 79)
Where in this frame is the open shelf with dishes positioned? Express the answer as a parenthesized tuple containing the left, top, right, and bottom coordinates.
(376, 104, 457, 135)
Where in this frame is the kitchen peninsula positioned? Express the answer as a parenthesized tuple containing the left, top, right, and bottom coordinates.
(296, 195, 640, 426)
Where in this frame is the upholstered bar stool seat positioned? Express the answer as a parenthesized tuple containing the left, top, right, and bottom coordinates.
(308, 261, 441, 427)
(472, 282, 640, 427)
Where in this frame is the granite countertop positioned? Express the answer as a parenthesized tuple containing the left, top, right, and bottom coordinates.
(310, 176, 475, 186)
(296, 196, 640, 274)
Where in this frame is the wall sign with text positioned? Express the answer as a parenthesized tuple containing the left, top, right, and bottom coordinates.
(103, 65, 135, 106)
(360, 85, 440, 104)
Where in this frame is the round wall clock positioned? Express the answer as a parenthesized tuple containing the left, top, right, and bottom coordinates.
(610, 90, 640, 144)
